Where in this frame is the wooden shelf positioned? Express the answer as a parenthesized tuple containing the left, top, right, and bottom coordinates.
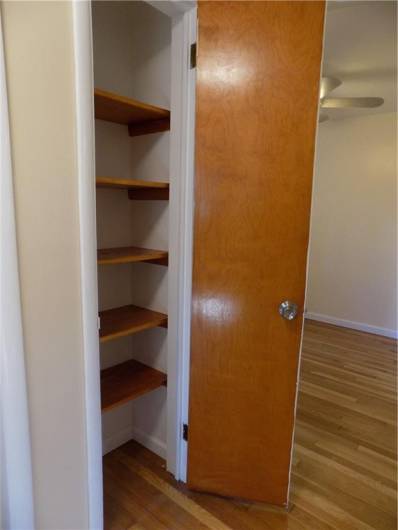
(99, 304, 167, 343)
(94, 88, 170, 136)
(98, 246, 168, 266)
(101, 359, 167, 412)
(96, 177, 169, 200)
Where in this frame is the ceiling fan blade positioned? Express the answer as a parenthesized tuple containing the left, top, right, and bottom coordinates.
(320, 77, 341, 99)
(319, 113, 329, 123)
(322, 97, 384, 109)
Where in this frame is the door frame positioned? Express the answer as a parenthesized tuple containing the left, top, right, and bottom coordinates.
(162, 1, 196, 483)
(72, 1, 196, 526)
(72, 3, 103, 528)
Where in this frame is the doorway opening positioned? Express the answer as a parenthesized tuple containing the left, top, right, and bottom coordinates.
(81, 1, 396, 528)
(291, 2, 397, 529)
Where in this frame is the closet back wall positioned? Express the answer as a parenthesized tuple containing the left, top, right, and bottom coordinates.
(92, 1, 171, 456)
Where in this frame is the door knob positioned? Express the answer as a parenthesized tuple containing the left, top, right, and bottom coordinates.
(279, 300, 298, 321)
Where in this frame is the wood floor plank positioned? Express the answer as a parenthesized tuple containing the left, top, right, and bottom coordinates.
(114, 452, 231, 530)
(105, 458, 209, 530)
(291, 481, 379, 530)
(294, 423, 396, 486)
(104, 320, 397, 530)
(104, 473, 169, 530)
(119, 444, 291, 530)
(294, 444, 396, 515)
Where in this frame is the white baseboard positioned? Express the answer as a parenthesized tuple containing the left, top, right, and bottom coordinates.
(305, 311, 398, 339)
(103, 426, 167, 459)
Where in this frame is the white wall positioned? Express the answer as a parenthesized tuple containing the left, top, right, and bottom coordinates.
(92, 1, 171, 456)
(306, 112, 397, 337)
(0, 8, 34, 526)
(1, 2, 90, 528)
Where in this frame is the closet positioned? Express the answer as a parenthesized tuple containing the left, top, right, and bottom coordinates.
(92, 1, 172, 461)
(87, 0, 324, 511)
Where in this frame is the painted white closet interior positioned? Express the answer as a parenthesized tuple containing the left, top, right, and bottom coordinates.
(93, 1, 172, 460)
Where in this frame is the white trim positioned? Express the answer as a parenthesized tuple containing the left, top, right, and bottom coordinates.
(166, 6, 196, 482)
(72, 3, 103, 529)
(305, 312, 398, 339)
(103, 425, 166, 459)
(0, 11, 35, 529)
(146, 0, 195, 18)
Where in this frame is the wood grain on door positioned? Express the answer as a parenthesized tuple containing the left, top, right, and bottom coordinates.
(188, 0, 325, 505)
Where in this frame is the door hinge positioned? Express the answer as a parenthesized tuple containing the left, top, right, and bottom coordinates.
(190, 42, 197, 69)
(182, 423, 188, 441)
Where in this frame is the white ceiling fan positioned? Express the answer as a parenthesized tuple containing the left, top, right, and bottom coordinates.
(319, 77, 384, 122)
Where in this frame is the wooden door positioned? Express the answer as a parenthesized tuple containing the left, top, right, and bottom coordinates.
(188, 1, 325, 505)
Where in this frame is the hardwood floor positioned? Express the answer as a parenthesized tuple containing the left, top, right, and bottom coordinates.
(104, 320, 397, 529)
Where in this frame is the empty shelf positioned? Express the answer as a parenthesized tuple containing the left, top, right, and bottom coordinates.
(98, 246, 168, 266)
(94, 88, 170, 136)
(99, 304, 167, 343)
(96, 177, 169, 200)
(101, 359, 167, 412)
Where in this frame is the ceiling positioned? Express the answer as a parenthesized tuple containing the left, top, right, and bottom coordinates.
(321, 0, 397, 120)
